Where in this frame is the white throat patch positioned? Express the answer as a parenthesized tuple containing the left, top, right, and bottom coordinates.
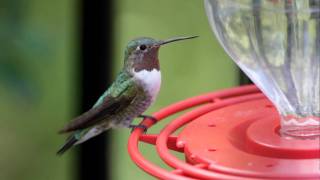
(133, 69, 161, 99)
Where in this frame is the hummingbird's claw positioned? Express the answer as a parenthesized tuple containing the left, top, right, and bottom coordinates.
(129, 124, 148, 133)
(129, 115, 157, 133)
(138, 115, 158, 124)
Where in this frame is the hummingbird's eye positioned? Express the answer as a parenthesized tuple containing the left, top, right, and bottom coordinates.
(138, 44, 147, 51)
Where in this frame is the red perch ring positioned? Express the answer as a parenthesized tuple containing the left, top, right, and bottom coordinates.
(128, 85, 320, 180)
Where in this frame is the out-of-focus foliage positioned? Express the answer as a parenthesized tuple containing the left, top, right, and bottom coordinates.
(0, 0, 76, 179)
(0, 0, 51, 102)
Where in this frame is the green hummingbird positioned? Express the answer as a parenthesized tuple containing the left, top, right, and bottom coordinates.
(57, 36, 198, 154)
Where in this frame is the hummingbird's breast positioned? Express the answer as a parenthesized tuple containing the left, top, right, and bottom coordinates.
(133, 68, 161, 101)
(111, 69, 161, 128)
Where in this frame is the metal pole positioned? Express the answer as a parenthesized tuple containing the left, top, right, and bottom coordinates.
(78, 0, 113, 179)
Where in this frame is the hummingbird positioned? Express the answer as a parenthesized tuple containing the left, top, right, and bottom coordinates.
(57, 36, 198, 155)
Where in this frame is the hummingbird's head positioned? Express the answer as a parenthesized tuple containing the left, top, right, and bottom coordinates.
(123, 36, 198, 73)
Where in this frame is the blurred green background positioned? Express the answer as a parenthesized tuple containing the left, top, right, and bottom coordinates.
(0, 0, 237, 180)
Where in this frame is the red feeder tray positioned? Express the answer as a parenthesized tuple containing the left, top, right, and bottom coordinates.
(128, 85, 320, 180)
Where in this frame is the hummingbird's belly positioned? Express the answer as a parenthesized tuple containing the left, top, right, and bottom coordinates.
(111, 94, 154, 128)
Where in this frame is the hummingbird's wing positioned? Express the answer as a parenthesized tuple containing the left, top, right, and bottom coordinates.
(59, 72, 140, 133)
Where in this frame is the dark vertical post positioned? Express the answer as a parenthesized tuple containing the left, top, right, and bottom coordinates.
(78, 0, 113, 180)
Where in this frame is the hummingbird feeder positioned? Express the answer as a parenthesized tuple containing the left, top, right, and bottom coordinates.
(128, 0, 320, 179)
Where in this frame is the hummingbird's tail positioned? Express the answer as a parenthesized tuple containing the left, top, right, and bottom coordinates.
(57, 125, 110, 155)
(57, 134, 79, 155)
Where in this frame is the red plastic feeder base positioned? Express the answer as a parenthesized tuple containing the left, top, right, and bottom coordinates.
(128, 85, 320, 180)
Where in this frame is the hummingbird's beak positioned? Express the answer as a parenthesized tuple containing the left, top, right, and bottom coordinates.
(158, 36, 198, 46)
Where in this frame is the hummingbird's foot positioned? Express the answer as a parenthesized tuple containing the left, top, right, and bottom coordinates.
(129, 124, 148, 133)
(138, 115, 158, 124)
